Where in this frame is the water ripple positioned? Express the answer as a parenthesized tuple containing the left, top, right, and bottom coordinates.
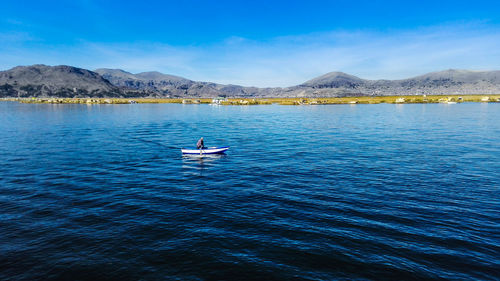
(0, 102, 499, 280)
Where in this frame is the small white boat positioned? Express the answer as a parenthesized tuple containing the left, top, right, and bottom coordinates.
(181, 146, 229, 155)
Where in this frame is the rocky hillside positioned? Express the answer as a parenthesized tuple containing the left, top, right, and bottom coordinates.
(96, 68, 500, 98)
(95, 69, 190, 92)
(284, 69, 500, 97)
(0, 65, 128, 98)
(1, 65, 499, 98)
(95, 68, 270, 98)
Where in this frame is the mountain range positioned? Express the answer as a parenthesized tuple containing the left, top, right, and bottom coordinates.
(1, 64, 500, 98)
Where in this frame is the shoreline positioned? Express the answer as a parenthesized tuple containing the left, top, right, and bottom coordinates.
(2, 95, 500, 105)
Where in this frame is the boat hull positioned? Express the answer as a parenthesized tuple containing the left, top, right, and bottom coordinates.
(181, 146, 229, 154)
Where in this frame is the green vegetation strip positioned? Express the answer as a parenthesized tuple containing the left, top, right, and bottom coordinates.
(3, 95, 500, 105)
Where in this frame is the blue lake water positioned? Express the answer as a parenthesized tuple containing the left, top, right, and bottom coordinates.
(0, 102, 499, 280)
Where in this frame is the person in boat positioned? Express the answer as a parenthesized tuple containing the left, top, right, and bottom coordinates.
(196, 137, 204, 149)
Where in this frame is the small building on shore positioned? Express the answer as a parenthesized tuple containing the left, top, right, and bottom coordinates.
(212, 97, 228, 104)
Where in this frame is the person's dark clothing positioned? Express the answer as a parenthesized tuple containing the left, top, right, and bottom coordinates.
(197, 138, 204, 149)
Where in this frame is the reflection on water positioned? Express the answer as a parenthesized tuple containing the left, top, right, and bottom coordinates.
(182, 153, 227, 161)
(182, 154, 227, 176)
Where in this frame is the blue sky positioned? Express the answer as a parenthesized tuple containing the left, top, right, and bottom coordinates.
(1, 0, 500, 86)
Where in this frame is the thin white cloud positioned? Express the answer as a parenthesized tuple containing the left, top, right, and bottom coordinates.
(0, 22, 499, 87)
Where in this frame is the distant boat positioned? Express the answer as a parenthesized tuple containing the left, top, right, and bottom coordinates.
(181, 146, 229, 155)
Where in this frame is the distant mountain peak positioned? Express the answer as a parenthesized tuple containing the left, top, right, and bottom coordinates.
(408, 69, 500, 82)
(301, 71, 364, 88)
(0, 64, 120, 98)
(134, 71, 190, 82)
(431, 69, 475, 75)
(95, 69, 191, 82)
(95, 68, 133, 74)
